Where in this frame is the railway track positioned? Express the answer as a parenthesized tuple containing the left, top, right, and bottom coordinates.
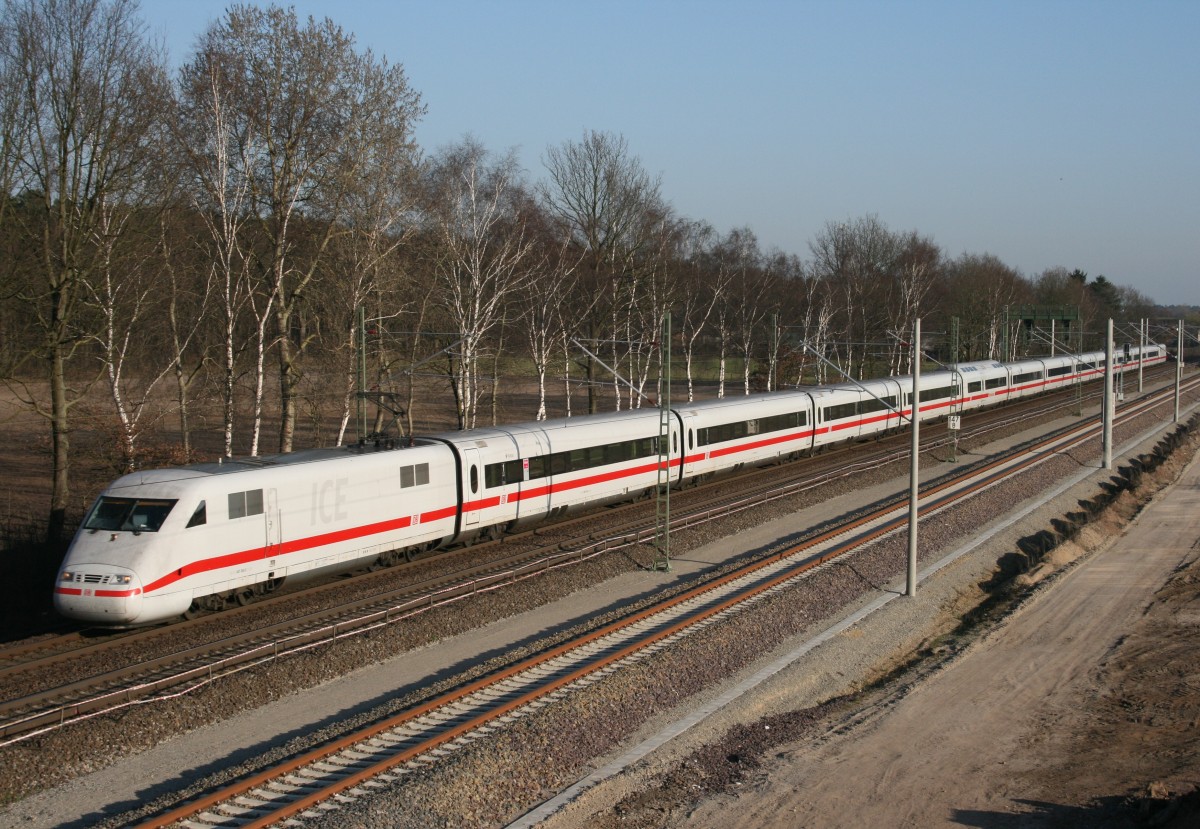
(0, 370, 1185, 746)
(132, 372, 1200, 828)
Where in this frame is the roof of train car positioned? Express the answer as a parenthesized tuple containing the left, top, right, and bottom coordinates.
(423, 406, 666, 445)
(106, 440, 449, 488)
(954, 360, 1006, 371)
(672, 387, 816, 412)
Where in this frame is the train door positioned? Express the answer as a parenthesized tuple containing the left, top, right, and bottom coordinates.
(668, 416, 683, 484)
(950, 370, 965, 417)
(676, 410, 697, 470)
(265, 488, 281, 557)
(880, 379, 903, 431)
(525, 429, 552, 518)
(462, 447, 482, 526)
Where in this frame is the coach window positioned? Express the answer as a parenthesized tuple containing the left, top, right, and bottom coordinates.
(229, 489, 264, 520)
(485, 460, 525, 488)
(399, 462, 430, 488)
(550, 452, 569, 476)
(470, 465, 479, 494)
(186, 501, 207, 528)
(528, 456, 547, 479)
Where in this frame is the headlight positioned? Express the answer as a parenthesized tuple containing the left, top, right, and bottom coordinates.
(110, 574, 132, 585)
(59, 571, 75, 582)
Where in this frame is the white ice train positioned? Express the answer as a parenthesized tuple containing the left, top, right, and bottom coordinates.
(54, 345, 1166, 625)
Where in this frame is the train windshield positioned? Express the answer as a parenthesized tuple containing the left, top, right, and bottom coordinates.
(84, 497, 178, 533)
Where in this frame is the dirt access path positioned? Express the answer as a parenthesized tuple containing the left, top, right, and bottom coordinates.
(549, 437, 1200, 829)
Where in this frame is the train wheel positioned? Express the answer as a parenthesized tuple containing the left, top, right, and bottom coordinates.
(235, 589, 253, 606)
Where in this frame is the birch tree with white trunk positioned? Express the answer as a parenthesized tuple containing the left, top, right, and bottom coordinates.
(426, 137, 535, 430)
(185, 5, 424, 452)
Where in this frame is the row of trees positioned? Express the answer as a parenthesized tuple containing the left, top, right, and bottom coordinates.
(0, 0, 1179, 539)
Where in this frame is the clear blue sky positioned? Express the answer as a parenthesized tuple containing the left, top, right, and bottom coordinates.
(140, 0, 1199, 306)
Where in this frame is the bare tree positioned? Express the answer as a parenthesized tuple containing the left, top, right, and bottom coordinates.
(325, 189, 419, 447)
(674, 220, 727, 401)
(176, 36, 258, 455)
(316, 99, 421, 446)
(782, 259, 835, 385)
(625, 211, 681, 407)
(156, 213, 213, 460)
(944, 253, 1030, 360)
(0, 5, 27, 236)
(723, 228, 773, 394)
(425, 137, 534, 430)
(188, 4, 424, 452)
(540, 130, 661, 412)
(85, 203, 173, 471)
(518, 207, 582, 420)
(2, 0, 167, 539)
(888, 231, 941, 374)
(708, 228, 763, 397)
(809, 215, 898, 379)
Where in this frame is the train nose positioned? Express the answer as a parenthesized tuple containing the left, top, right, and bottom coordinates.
(53, 565, 143, 624)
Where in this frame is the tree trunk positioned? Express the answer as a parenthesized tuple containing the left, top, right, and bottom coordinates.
(277, 305, 298, 453)
(48, 345, 71, 544)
